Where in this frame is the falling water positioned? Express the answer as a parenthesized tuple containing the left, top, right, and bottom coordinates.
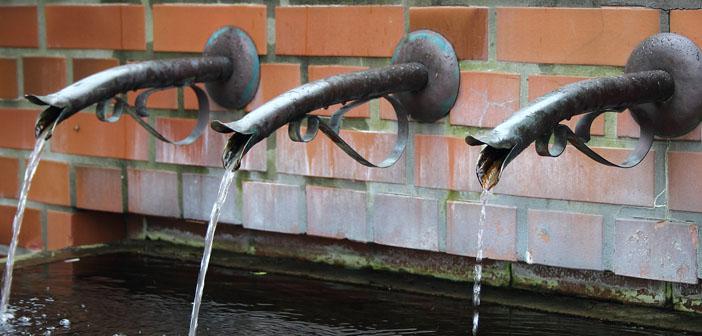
(472, 189, 491, 336)
(188, 168, 237, 336)
(0, 137, 48, 321)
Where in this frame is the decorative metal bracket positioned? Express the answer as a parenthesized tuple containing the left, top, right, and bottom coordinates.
(466, 33, 702, 190)
(26, 26, 260, 142)
(212, 30, 460, 171)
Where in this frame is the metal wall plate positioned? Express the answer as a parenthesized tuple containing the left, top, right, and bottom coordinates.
(391, 30, 460, 123)
(203, 26, 260, 110)
(625, 33, 702, 138)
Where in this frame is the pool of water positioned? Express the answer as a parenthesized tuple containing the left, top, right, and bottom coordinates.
(0, 253, 691, 335)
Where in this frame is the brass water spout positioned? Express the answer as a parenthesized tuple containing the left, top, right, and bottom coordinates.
(26, 27, 260, 144)
(211, 30, 461, 170)
(466, 33, 702, 190)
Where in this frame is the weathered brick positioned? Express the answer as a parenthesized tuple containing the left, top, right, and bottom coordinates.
(182, 172, 240, 224)
(0, 108, 39, 150)
(671, 10, 702, 48)
(496, 7, 659, 65)
(126, 87, 178, 110)
(414, 135, 480, 190)
(669, 151, 702, 213)
(446, 201, 517, 261)
(0, 157, 18, 199)
(127, 169, 179, 218)
(450, 72, 520, 128)
(47, 210, 125, 250)
(276, 6, 404, 57)
(72, 58, 119, 81)
(527, 209, 604, 270)
(75, 166, 123, 213)
(0, 58, 18, 99)
(528, 74, 605, 136)
(306, 185, 367, 242)
(29, 160, 70, 206)
(52, 112, 149, 161)
(308, 65, 370, 118)
(409, 7, 488, 60)
(23, 57, 66, 96)
(155, 117, 266, 171)
(0, 205, 42, 250)
(153, 4, 266, 54)
(673, 283, 702, 313)
(494, 146, 655, 206)
(614, 219, 698, 284)
(0, 6, 38, 48)
(618, 112, 701, 141)
(46, 5, 145, 50)
(277, 128, 406, 184)
(247, 63, 301, 111)
(370, 193, 438, 251)
(242, 181, 305, 234)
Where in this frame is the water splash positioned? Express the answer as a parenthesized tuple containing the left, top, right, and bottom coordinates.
(0, 137, 47, 321)
(188, 168, 237, 336)
(472, 189, 491, 336)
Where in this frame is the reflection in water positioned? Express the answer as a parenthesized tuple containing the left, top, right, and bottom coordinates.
(0, 254, 689, 335)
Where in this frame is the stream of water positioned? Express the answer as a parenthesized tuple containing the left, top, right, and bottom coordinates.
(472, 189, 491, 336)
(0, 137, 48, 321)
(188, 168, 237, 336)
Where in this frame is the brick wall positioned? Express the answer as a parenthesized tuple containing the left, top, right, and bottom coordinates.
(0, 1, 701, 312)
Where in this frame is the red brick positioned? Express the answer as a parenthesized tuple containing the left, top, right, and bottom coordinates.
(0, 58, 18, 99)
(246, 63, 301, 111)
(671, 10, 702, 48)
(75, 166, 123, 213)
(0, 108, 38, 150)
(527, 209, 604, 270)
(614, 219, 698, 283)
(126, 88, 178, 110)
(153, 4, 266, 54)
(450, 71, 520, 128)
(0, 157, 18, 199)
(276, 128, 406, 184)
(183, 83, 225, 112)
(52, 112, 149, 161)
(276, 6, 404, 57)
(242, 181, 305, 234)
(23, 57, 66, 96)
(308, 65, 370, 118)
(414, 135, 480, 190)
(409, 7, 488, 60)
(528, 75, 605, 136)
(0, 6, 38, 48)
(496, 7, 659, 66)
(370, 193, 438, 251)
(29, 160, 70, 206)
(72, 58, 119, 82)
(154, 117, 267, 171)
(46, 5, 145, 50)
(127, 169, 179, 218)
(669, 152, 702, 212)
(306, 186, 367, 242)
(47, 210, 125, 250)
(182, 172, 239, 224)
(0, 205, 42, 250)
(447, 201, 517, 261)
(494, 146, 655, 206)
(617, 112, 701, 141)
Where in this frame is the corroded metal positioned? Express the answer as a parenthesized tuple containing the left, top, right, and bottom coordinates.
(212, 29, 460, 171)
(27, 26, 260, 141)
(467, 32, 702, 191)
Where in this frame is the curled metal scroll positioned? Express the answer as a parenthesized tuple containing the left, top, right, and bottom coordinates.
(95, 84, 210, 146)
(287, 95, 408, 168)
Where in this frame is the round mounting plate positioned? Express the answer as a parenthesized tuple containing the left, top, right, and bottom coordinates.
(625, 33, 702, 138)
(391, 30, 460, 123)
(203, 26, 260, 110)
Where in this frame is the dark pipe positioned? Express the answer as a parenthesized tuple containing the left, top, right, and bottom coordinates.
(29, 57, 232, 138)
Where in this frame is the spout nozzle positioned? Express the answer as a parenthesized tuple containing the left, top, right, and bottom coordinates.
(476, 146, 512, 191)
(26, 94, 66, 140)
